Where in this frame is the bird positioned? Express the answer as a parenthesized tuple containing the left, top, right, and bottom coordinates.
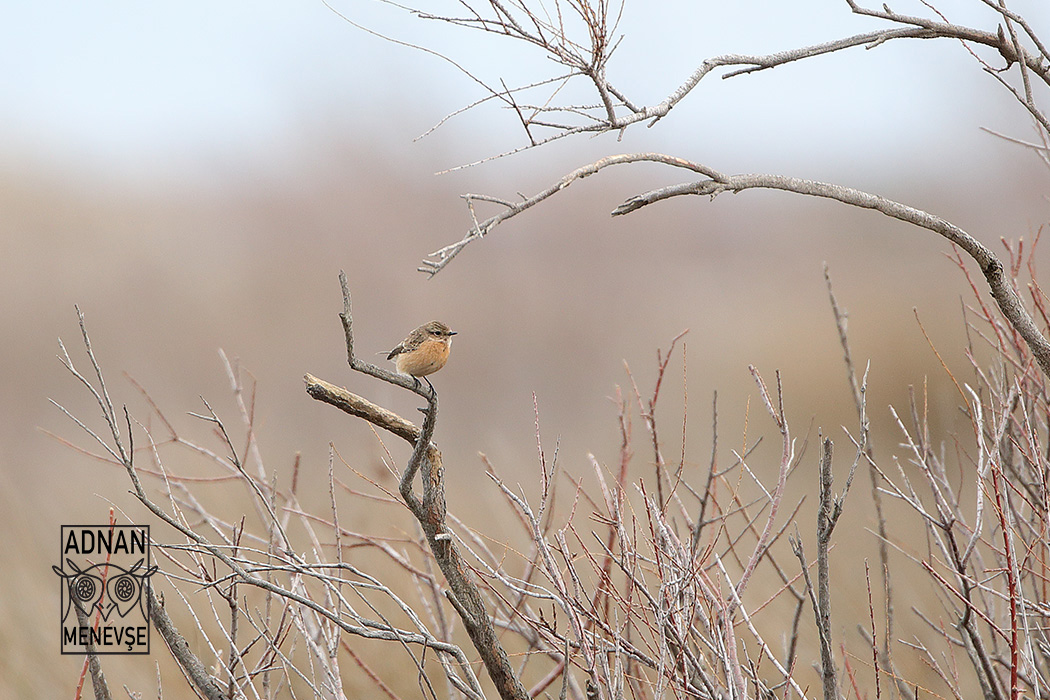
(386, 321, 456, 392)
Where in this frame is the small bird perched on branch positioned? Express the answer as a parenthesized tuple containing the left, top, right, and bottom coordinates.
(387, 321, 456, 391)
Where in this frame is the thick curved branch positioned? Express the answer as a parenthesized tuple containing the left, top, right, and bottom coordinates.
(614, 166, 1050, 377)
(428, 151, 1050, 378)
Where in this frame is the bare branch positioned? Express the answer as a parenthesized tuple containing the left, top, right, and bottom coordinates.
(307, 278, 530, 700)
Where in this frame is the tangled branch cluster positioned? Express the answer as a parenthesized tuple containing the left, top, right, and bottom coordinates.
(54, 237, 1050, 700)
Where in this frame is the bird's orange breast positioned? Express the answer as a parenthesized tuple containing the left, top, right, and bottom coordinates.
(395, 338, 451, 377)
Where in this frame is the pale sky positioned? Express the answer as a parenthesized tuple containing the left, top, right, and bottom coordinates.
(2, 1, 1047, 181)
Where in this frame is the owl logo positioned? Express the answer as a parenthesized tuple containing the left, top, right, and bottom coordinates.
(53, 558, 157, 622)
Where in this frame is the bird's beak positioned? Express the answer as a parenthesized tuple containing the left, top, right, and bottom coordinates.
(448, 331, 458, 336)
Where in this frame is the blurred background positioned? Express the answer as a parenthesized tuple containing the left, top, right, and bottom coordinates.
(3, 1, 1050, 696)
